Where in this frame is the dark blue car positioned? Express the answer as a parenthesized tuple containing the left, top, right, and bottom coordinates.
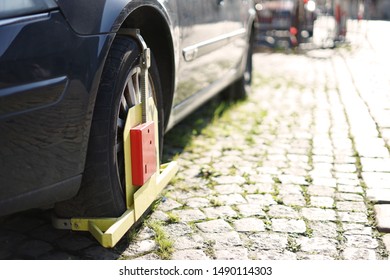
(0, 0, 255, 217)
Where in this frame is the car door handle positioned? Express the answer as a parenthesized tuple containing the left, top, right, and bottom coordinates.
(217, 0, 224, 6)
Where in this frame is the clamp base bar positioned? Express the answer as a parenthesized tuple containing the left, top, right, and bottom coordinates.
(52, 161, 178, 248)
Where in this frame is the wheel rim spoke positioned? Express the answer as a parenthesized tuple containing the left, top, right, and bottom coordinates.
(132, 68, 140, 102)
(120, 96, 129, 113)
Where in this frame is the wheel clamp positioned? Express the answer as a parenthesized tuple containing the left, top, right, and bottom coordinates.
(52, 30, 178, 248)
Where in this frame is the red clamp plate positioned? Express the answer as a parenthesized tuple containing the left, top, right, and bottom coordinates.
(130, 121, 157, 186)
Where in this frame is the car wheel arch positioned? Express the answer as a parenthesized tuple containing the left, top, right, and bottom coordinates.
(116, 5, 177, 132)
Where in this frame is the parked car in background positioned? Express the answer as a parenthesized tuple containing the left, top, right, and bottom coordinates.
(0, 0, 255, 218)
(254, 0, 316, 48)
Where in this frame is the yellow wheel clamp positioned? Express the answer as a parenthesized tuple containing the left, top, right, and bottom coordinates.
(52, 30, 178, 248)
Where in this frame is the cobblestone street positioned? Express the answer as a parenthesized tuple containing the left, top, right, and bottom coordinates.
(1, 20, 389, 260)
(121, 20, 390, 260)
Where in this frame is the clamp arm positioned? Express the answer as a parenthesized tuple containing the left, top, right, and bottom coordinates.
(118, 29, 151, 123)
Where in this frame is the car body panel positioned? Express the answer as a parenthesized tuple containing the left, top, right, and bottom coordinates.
(0, 0, 254, 216)
(0, 11, 114, 214)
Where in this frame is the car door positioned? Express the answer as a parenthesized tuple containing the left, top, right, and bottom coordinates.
(173, 0, 232, 107)
(221, 0, 252, 72)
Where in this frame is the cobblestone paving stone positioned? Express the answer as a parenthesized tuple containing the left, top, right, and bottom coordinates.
(0, 21, 389, 260)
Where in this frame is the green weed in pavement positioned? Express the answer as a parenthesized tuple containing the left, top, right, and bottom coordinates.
(146, 220, 174, 260)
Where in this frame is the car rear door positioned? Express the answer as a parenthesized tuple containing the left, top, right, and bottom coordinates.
(222, 0, 252, 71)
(174, 0, 234, 106)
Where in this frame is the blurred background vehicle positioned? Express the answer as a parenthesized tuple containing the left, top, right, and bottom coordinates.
(254, 0, 317, 48)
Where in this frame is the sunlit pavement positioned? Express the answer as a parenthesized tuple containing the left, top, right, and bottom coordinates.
(120, 20, 390, 260)
(338, 20, 390, 250)
(337, 20, 390, 232)
(140, 19, 390, 260)
(1, 20, 389, 260)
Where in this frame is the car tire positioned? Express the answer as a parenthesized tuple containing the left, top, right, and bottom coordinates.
(55, 35, 163, 218)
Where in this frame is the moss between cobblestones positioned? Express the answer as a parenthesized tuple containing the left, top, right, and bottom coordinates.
(262, 218, 272, 231)
(245, 135, 256, 146)
(287, 236, 301, 253)
(243, 173, 255, 185)
(304, 175, 313, 184)
(204, 239, 216, 259)
(302, 218, 313, 238)
(210, 198, 224, 207)
(271, 185, 283, 205)
(334, 219, 346, 253)
(272, 176, 282, 184)
(300, 185, 311, 206)
(228, 166, 237, 176)
(199, 165, 219, 180)
(166, 212, 180, 224)
(146, 220, 174, 260)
